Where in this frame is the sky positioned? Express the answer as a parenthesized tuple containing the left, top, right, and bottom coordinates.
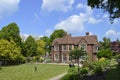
(0, 0, 120, 41)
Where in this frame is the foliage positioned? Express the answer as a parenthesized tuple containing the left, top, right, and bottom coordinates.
(70, 48, 86, 76)
(36, 39, 45, 56)
(93, 65, 102, 75)
(50, 29, 66, 42)
(80, 67, 89, 76)
(61, 68, 80, 80)
(41, 36, 51, 53)
(24, 36, 37, 57)
(87, 0, 120, 22)
(61, 73, 80, 80)
(99, 57, 110, 70)
(70, 48, 86, 66)
(99, 37, 111, 50)
(68, 67, 78, 74)
(97, 49, 112, 59)
(0, 23, 22, 46)
(0, 39, 25, 65)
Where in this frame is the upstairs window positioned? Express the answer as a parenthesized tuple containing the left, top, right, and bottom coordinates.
(62, 45, 67, 51)
(54, 46, 59, 51)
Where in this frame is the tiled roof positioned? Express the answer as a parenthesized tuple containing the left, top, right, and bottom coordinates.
(52, 33, 98, 46)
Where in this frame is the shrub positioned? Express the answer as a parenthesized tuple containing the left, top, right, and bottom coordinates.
(93, 66, 102, 75)
(68, 67, 77, 74)
(80, 67, 89, 76)
(61, 68, 81, 80)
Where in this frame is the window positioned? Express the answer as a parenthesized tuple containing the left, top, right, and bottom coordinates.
(54, 46, 59, 51)
(81, 44, 87, 51)
(54, 54, 58, 60)
(69, 45, 72, 50)
(63, 54, 67, 61)
(62, 45, 67, 51)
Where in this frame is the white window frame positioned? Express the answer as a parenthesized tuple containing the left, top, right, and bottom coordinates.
(54, 46, 59, 51)
(80, 44, 87, 51)
(62, 45, 67, 51)
(54, 54, 59, 60)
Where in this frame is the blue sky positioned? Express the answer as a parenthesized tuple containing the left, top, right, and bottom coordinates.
(0, 0, 120, 41)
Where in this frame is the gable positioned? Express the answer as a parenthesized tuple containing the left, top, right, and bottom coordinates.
(53, 41, 59, 46)
(78, 38, 87, 44)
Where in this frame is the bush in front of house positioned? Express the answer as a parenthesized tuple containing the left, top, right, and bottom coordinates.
(61, 67, 81, 80)
(80, 67, 89, 76)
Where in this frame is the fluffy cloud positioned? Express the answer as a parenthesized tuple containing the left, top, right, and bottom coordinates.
(54, 3, 101, 35)
(0, 0, 20, 20)
(41, 0, 74, 12)
(105, 29, 120, 40)
(21, 34, 43, 41)
(45, 29, 53, 36)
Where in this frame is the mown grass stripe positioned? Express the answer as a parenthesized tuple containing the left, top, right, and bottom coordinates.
(0, 64, 68, 80)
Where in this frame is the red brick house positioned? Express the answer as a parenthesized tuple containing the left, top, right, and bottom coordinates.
(51, 32, 98, 63)
(111, 40, 120, 54)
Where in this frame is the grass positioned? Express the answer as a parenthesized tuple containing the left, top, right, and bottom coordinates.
(106, 59, 120, 80)
(0, 63, 68, 80)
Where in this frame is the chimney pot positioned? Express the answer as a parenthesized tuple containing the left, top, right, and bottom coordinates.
(86, 32, 89, 36)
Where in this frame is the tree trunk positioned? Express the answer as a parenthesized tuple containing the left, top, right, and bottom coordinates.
(78, 59, 80, 76)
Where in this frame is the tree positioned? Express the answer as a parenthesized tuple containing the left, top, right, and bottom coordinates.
(24, 36, 37, 57)
(41, 36, 51, 53)
(87, 0, 120, 23)
(97, 49, 112, 59)
(50, 29, 66, 42)
(0, 23, 22, 46)
(36, 39, 46, 56)
(70, 48, 86, 76)
(0, 39, 24, 65)
(99, 37, 111, 50)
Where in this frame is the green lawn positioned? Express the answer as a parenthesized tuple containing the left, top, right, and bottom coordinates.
(0, 63, 68, 80)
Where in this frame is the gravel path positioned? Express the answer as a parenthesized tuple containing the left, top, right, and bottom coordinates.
(49, 72, 67, 80)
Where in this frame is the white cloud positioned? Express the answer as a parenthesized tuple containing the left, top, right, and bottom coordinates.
(105, 29, 120, 41)
(55, 3, 101, 35)
(45, 29, 53, 36)
(55, 15, 84, 34)
(41, 0, 74, 12)
(76, 3, 84, 9)
(0, 0, 20, 20)
(103, 14, 108, 18)
(21, 34, 43, 41)
(88, 17, 101, 24)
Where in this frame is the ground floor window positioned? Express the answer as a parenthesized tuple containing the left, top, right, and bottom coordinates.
(54, 54, 59, 60)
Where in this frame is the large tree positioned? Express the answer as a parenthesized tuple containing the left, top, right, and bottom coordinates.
(70, 48, 86, 75)
(0, 23, 22, 46)
(99, 37, 111, 50)
(41, 36, 51, 53)
(87, 0, 120, 23)
(36, 39, 46, 56)
(50, 29, 66, 43)
(0, 39, 24, 65)
(24, 36, 37, 57)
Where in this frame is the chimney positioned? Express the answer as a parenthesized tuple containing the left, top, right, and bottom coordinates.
(86, 32, 89, 36)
